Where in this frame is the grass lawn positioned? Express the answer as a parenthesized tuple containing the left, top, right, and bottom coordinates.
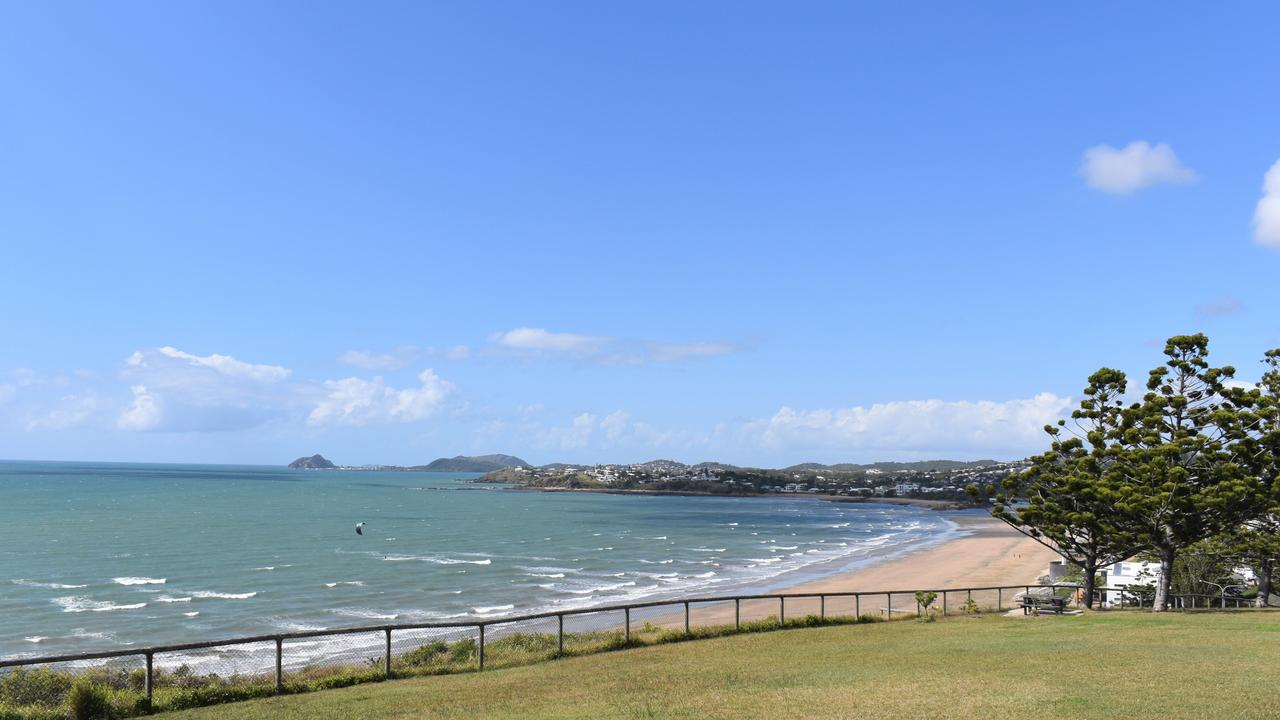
(159, 611, 1279, 720)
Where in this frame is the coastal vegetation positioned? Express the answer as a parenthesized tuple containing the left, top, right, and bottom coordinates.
(977, 335, 1280, 611)
(151, 612, 1279, 720)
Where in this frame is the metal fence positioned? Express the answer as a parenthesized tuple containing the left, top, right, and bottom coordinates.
(0, 583, 1269, 714)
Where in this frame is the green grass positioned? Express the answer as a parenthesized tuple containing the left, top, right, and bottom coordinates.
(151, 611, 1280, 720)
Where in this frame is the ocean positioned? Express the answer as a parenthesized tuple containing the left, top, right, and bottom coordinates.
(0, 461, 955, 662)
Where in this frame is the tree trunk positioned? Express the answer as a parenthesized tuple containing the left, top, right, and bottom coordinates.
(1256, 559, 1273, 609)
(1082, 559, 1098, 610)
(1152, 547, 1175, 612)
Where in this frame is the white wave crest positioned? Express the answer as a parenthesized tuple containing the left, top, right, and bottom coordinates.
(191, 591, 257, 600)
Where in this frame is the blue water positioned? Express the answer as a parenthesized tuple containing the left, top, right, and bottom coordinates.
(0, 461, 953, 661)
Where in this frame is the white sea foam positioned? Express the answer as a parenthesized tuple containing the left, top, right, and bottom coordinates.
(472, 604, 514, 614)
(112, 577, 166, 586)
(567, 581, 635, 595)
(383, 554, 491, 565)
(53, 597, 148, 613)
(276, 621, 328, 632)
(24, 636, 47, 643)
(324, 581, 365, 588)
(12, 579, 87, 589)
(253, 566, 276, 571)
(191, 591, 257, 600)
(526, 572, 565, 578)
(690, 548, 726, 553)
(331, 608, 398, 621)
(183, 612, 200, 617)
(156, 595, 192, 603)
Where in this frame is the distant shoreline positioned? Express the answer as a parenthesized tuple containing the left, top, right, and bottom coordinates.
(499, 483, 978, 511)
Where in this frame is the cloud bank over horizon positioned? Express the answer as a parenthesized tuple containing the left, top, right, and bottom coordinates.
(0, 343, 1073, 466)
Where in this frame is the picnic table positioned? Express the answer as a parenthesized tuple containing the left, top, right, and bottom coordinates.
(1020, 595, 1067, 615)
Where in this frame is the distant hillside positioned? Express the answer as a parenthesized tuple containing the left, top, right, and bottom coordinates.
(288, 454, 336, 469)
(420, 454, 530, 472)
(783, 459, 1001, 473)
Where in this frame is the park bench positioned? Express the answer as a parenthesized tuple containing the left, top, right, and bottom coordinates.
(1019, 595, 1067, 615)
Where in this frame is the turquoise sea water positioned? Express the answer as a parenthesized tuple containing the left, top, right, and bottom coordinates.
(0, 461, 954, 661)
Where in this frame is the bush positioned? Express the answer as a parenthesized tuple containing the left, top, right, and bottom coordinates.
(66, 680, 113, 720)
(0, 704, 64, 720)
(448, 639, 477, 665)
(0, 668, 72, 707)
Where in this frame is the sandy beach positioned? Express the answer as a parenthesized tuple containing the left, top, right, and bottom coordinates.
(779, 511, 1056, 594)
(652, 512, 1059, 627)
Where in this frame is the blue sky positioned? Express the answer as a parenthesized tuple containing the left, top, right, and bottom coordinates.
(2, 3, 1278, 467)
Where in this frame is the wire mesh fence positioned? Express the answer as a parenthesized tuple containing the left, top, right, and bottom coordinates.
(2, 583, 1267, 718)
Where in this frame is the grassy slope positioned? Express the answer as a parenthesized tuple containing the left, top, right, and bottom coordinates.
(161, 612, 1280, 720)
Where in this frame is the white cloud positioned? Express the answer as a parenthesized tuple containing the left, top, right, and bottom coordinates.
(26, 394, 102, 431)
(490, 328, 606, 354)
(509, 410, 698, 452)
(117, 385, 162, 431)
(308, 369, 454, 427)
(426, 345, 473, 361)
(649, 341, 740, 362)
(1195, 298, 1244, 318)
(1079, 141, 1196, 194)
(117, 347, 296, 432)
(339, 347, 417, 370)
(753, 393, 1072, 456)
(1253, 159, 1280, 249)
(131, 347, 291, 383)
(488, 328, 740, 365)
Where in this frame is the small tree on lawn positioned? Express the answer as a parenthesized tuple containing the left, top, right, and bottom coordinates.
(973, 367, 1139, 609)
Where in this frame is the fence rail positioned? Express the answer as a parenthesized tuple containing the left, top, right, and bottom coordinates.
(0, 582, 1269, 712)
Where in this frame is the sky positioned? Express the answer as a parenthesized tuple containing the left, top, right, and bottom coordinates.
(2, 2, 1279, 467)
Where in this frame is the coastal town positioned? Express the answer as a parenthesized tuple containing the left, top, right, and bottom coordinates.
(476, 458, 1024, 503)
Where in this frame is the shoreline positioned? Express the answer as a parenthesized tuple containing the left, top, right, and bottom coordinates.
(767, 512, 1054, 595)
(639, 512, 1056, 628)
(500, 483, 978, 511)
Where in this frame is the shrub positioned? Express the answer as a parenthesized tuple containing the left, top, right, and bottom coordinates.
(399, 641, 448, 668)
(448, 638, 477, 665)
(0, 668, 72, 707)
(66, 680, 113, 720)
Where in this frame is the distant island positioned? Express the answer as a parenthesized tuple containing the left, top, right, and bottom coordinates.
(288, 454, 337, 469)
(285, 453, 531, 473)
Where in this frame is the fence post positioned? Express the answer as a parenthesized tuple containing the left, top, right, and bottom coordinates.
(735, 598, 741, 629)
(275, 637, 283, 693)
(478, 625, 485, 671)
(855, 594, 860, 617)
(820, 594, 825, 619)
(625, 607, 631, 643)
(684, 601, 690, 634)
(886, 593, 891, 618)
(558, 614, 564, 655)
(997, 588, 1002, 611)
(942, 591, 947, 616)
(144, 652, 154, 707)
(779, 596, 785, 624)
(384, 628, 392, 679)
